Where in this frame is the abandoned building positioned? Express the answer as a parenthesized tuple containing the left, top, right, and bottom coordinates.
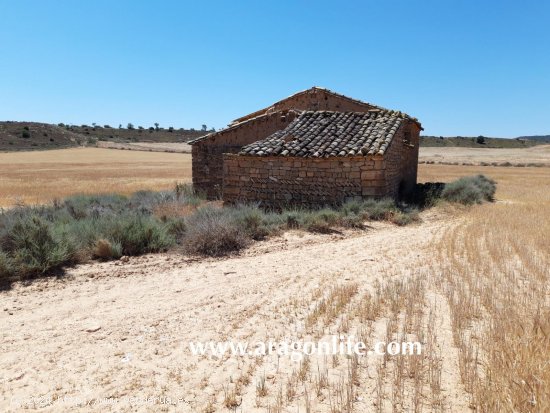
(189, 87, 422, 207)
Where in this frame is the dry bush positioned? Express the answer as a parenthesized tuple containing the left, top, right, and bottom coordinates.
(153, 202, 197, 219)
(181, 206, 250, 256)
(93, 238, 122, 260)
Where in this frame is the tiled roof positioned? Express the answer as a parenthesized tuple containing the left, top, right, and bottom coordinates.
(239, 110, 409, 157)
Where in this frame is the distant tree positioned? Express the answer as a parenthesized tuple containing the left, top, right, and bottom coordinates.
(168, 126, 174, 132)
(118, 124, 122, 129)
(104, 124, 111, 128)
(138, 126, 144, 130)
(127, 123, 134, 130)
(210, 127, 215, 132)
(154, 122, 159, 131)
(476, 136, 486, 145)
(23, 126, 29, 131)
(148, 127, 154, 132)
(201, 124, 207, 131)
(92, 123, 97, 128)
(21, 130, 30, 138)
(58, 123, 65, 127)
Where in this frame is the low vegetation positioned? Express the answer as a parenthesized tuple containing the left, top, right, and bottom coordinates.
(440, 174, 496, 204)
(420, 135, 544, 148)
(0, 175, 494, 287)
(0, 121, 207, 152)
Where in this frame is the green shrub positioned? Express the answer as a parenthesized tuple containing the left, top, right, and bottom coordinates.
(230, 204, 273, 240)
(441, 175, 496, 205)
(305, 208, 340, 233)
(361, 198, 397, 220)
(1, 215, 77, 279)
(165, 217, 187, 240)
(182, 207, 250, 256)
(391, 209, 420, 226)
(106, 214, 174, 256)
(340, 199, 364, 215)
(339, 213, 364, 228)
(63, 193, 128, 218)
(315, 208, 340, 225)
(0, 251, 15, 287)
(281, 210, 308, 229)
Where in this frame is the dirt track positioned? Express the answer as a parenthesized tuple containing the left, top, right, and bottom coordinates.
(1, 211, 471, 412)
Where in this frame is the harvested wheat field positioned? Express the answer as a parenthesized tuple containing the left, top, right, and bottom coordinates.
(0, 148, 191, 207)
(1, 161, 549, 412)
(420, 145, 550, 166)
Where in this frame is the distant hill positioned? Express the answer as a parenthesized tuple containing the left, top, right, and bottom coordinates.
(420, 135, 544, 148)
(67, 123, 207, 144)
(515, 135, 550, 143)
(2, 120, 549, 152)
(0, 122, 88, 151)
(0, 121, 207, 152)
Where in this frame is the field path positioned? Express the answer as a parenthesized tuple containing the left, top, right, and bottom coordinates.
(0, 213, 470, 412)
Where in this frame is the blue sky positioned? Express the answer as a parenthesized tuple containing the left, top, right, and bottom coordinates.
(0, 0, 548, 137)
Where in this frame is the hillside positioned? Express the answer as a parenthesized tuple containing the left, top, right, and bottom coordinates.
(0, 121, 207, 152)
(67, 123, 207, 143)
(516, 135, 550, 142)
(0, 122, 89, 151)
(3, 120, 549, 152)
(420, 135, 542, 148)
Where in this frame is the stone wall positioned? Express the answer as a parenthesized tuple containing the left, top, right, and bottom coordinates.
(192, 111, 298, 198)
(222, 154, 388, 208)
(383, 121, 421, 198)
(221, 122, 420, 208)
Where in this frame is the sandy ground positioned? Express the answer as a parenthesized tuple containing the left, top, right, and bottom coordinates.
(419, 144, 550, 166)
(0, 210, 471, 412)
(1, 150, 546, 411)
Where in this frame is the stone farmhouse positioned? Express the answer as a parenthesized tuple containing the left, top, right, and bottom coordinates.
(189, 87, 422, 207)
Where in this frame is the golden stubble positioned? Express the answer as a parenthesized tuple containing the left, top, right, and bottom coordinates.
(0, 147, 192, 206)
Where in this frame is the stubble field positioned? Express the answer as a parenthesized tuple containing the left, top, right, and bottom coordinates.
(0, 148, 191, 207)
(0, 147, 549, 412)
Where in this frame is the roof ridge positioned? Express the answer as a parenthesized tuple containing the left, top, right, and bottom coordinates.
(188, 109, 301, 144)
(230, 86, 383, 124)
